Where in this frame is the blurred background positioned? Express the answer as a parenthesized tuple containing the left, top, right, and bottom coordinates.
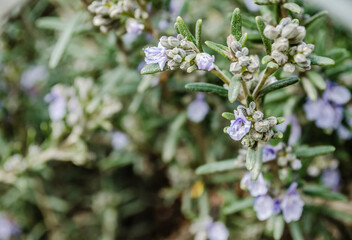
(0, 0, 352, 239)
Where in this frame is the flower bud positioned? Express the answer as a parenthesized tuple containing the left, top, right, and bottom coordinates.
(230, 62, 242, 74)
(253, 111, 264, 121)
(230, 41, 242, 53)
(96, 5, 110, 15)
(159, 36, 171, 48)
(93, 16, 111, 26)
(290, 26, 306, 44)
(168, 36, 180, 48)
(281, 23, 299, 39)
(283, 63, 295, 73)
(271, 50, 288, 65)
(272, 37, 289, 52)
(255, 120, 270, 133)
(109, 5, 122, 19)
(173, 55, 182, 63)
(264, 25, 279, 40)
(195, 53, 215, 71)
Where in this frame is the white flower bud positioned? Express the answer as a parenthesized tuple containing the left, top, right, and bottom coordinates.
(250, 129, 263, 140)
(109, 5, 122, 19)
(283, 63, 295, 73)
(272, 37, 289, 52)
(263, 25, 279, 40)
(168, 36, 180, 48)
(173, 55, 182, 63)
(281, 23, 299, 39)
(271, 50, 288, 65)
(230, 41, 242, 53)
(230, 62, 242, 74)
(290, 26, 306, 44)
(279, 17, 291, 27)
(253, 111, 264, 121)
(159, 36, 171, 48)
(95, 5, 110, 15)
(294, 53, 307, 64)
(93, 16, 111, 26)
(247, 55, 260, 72)
(255, 120, 270, 133)
(291, 159, 302, 170)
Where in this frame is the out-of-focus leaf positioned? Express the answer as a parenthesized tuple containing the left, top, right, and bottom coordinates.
(49, 13, 81, 68)
(246, 147, 256, 171)
(325, 63, 352, 76)
(195, 19, 203, 52)
(289, 222, 304, 240)
(239, 32, 248, 46)
(304, 11, 328, 27)
(256, 16, 271, 55)
(228, 75, 241, 103)
(205, 41, 230, 59)
(251, 145, 263, 180)
(294, 145, 335, 158)
(308, 56, 335, 66)
(307, 71, 326, 90)
(221, 112, 236, 120)
(303, 185, 347, 201)
(223, 197, 253, 215)
(231, 8, 242, 40)
(283, 3, 303, 14)
(141, 63, 163, 75)
(195, 159, 240, 175)
(257, 77, 299, 99)
(185, 83, 228, 97)
(302, 77, 317, 101)
(273, 215, 285, 240)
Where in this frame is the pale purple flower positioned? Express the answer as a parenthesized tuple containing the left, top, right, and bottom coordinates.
(275, 115, 301, 145)
(273, 198, 281, 214)
(158, 19, 169, 30)
(337, 125, 352, 140)
(323, 81, 351, 105)
(262, 144, 278, 162)
(0, 214, 20, 240)
(303, 99, 324, 121)
(170, 0, 185, 18)
(143, 43, 168, 70)
(187, 93, 210, 123)
(126, 18, 144, 35)
(244, 0, 261, 12)
(190, 217, 213, 240)
(122, 33, 138, 43)
(322, 168, 341, 191)
(112, 131, 129, 150)
(281, 182, 304, 223)
(207, 222, 229, 240)
(45, 86, 66, 121)
(195, 53, 215, 71)
(315, 103, 343, 129)
(241, 172, 268, 197)
(20, 65, 48, 90)
(227, 110, 251, 141)
(253, 195, 274, 220)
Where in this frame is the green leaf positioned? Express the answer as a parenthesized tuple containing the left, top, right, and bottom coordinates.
(195, 19, 203, 52)
(239, 32, 248, 47)
(257, 77, 299, 99)
(308, 56, 335, 66)
(174, 22, 181, 34)
(49, 13, 81, 69)
(140, 63, 163, 75)
(303, 185, 347, 201)
(205, 41, 230, 59)
(176, 16, 196, 45)
(228, 75, 241, 103)
(247, 32, 262, 41)
(222, 112, 236, 120)
(289, 222, 304, 240)
(185, 83, 228, 97)
(195, 159, 241, 175)
(242, 15, 257, 29)
(246, 147, 256, 171)
(283, 3, 303, 14)
(162, 113, 187, 162)
(307, 71, 326, 90)
(254, 0, 275, 5)
(302, 77, 317, 101)
(256, 16, 271, 55)
(304, 11, 328, 27)
(223, 197, 253, 215)
(294, 145, 335, 158)
(325, 64, 352, 76)
(273, 216, 285, 240)
(276, 117, 285, 124)
(231, 8, 242, 40)
(251, 145, 263, 180)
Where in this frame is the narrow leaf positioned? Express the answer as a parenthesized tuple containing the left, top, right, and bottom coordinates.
(256, 16, 271, 55)
(176, 16, 196, 45)
(302, 77, 317, 101)
(254, 0, 274, 5)
(325, 64, 352, 76)
(185, 83, 228, 97)
(251, 145, 263, 180)
(289, 222, 304, 240)
(304, 11, 328, 27)
(303, 185, 347, 201)
(140, 63, 163, 75)
(239, 32, 248, 47)
(223, 197, 253, 215)
(283, 3, 303, 14)
(246, 147, 256, 171)
(49, 13, 81, 69)
(294, 145, 335, 158)
(222, 112, 236, 120)
(307, 71, 326, 90)
(205, 41, 230, 59)
(228, 75, 241, 103)
(174, 22, 181, 34)
(195, 19, 203, 52)
(273, 216, 285, 240)
(308, 56, 335, 66)
(231, 8, 242, 40)
(195, 159, 240, 175)
(257, 77, 299, 99)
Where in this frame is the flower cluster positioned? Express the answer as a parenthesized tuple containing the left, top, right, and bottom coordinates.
(241, 174, 304, 223)
(226, 102, 280, 147)
(229, 40, 260, 81)
(264, 17, 314, 72)
(190, 217, 229, 240)
(144, 34, 215, 72)
(88, 0, 147, 34)
(187, 93, 210, 123)
(304, 81, 351, 137)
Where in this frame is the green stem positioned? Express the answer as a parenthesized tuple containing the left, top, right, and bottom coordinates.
(210, 65, 231, 85)
(253, 67, 276, 99)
